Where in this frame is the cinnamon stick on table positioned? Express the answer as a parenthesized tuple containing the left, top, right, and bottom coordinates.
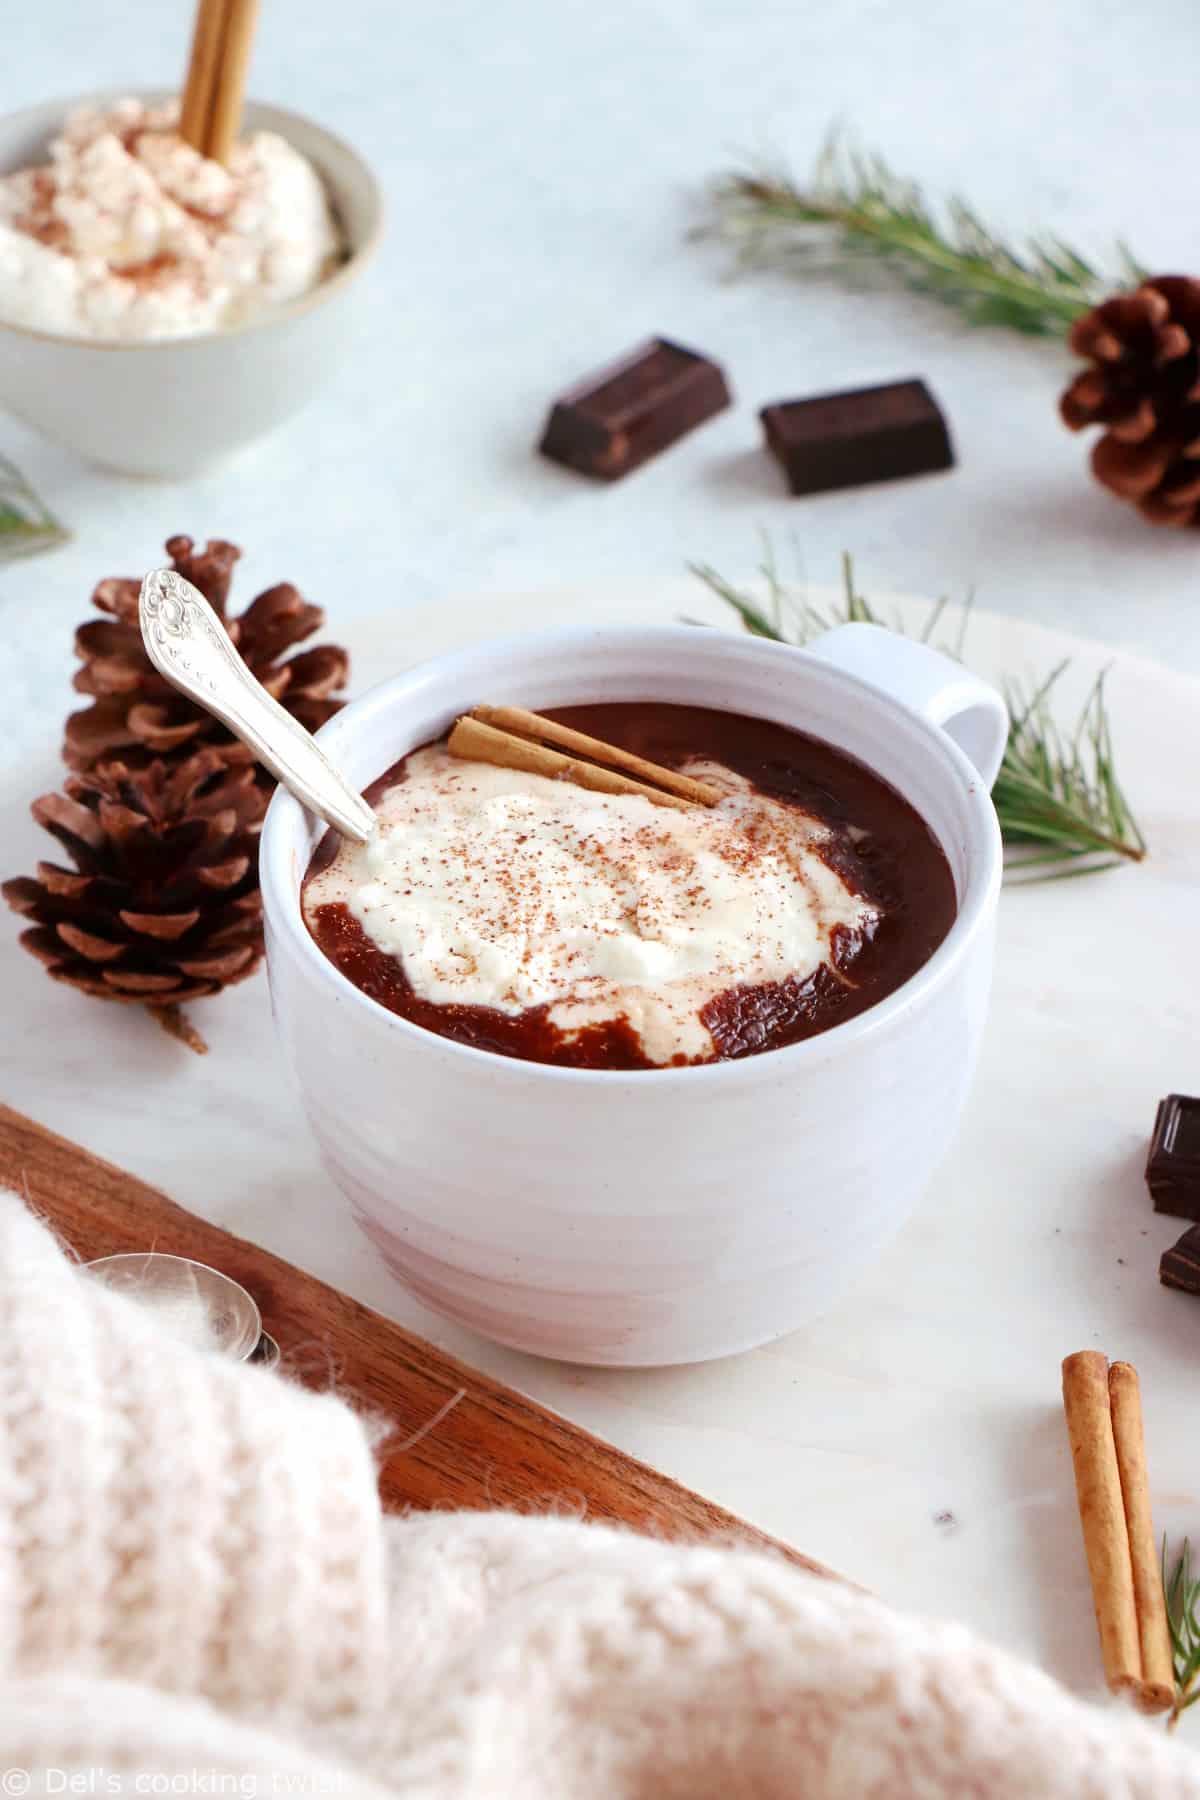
(1061, 1351, 1174, 1712)
(1109, 1361, 1175, 1712)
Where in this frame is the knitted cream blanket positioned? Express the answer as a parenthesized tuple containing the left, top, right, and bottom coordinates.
(0, 1193, 1196, 1798)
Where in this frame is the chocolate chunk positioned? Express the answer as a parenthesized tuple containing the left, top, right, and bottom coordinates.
(539, 338, 731, 480)
(760, 378, 954, 497)
(1146, 1094, 1200, 1220)
(1160, 1224, 1200, 1294)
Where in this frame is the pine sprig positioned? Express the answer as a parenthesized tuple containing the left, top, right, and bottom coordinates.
(0, 453, 68, 564)
(705, 135, 1145, 338)
(688, 546, 1146, 882)
(1163, 1538, 1200, 1728)
(996, 666, 1146, 880)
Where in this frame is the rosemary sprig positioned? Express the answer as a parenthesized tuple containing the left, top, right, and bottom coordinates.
(0, 453, 68, 564)
(688, 546, 1146, 881)
(705, 135, 1145, 338)
(1163, 1538, 1200, 1728)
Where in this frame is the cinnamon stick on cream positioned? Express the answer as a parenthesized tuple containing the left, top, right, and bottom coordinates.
(180, 0, 228, 152)
(179, 0, 260, 164)
(447, 709, 720, 811)
(1061, 1351, 1174, 1711)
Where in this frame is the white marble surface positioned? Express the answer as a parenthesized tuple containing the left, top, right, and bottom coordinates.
(2, 0, 1200, 673)
(4, 577, 1200, 1717)
(3, 0, 1200, 1716)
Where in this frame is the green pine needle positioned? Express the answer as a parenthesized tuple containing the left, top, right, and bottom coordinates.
(1163, 1538, 1200, 1728)
(996, 664, 1145, 879)
(0, 454, 69, 564)
(688, 545, 1146, 882)
(703, 133, 1145, 338)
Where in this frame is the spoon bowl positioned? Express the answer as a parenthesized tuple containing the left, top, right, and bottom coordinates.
(138, 568, 376, 843)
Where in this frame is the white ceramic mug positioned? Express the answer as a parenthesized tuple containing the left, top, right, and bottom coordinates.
(261, 624, 1006, 1366)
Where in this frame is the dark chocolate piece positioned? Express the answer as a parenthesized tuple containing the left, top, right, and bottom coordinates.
(760, 378, 954, 497)
(539, 337, 731, 480)
(1146, 1094, 1200, 1219)
(1160, 1223, 1200, 1294)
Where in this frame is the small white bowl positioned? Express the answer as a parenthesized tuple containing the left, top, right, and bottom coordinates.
(0, 91, 382, 477)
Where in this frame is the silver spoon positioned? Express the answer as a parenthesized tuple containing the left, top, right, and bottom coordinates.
(138, 568, 376, 844)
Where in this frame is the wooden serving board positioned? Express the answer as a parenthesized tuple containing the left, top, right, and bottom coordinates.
(0, 1103, 832, 1576)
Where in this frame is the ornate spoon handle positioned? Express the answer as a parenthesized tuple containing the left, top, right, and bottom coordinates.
(139, 569, 376, 844)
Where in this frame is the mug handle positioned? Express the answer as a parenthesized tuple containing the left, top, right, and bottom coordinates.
(805, 622, 1009, 790)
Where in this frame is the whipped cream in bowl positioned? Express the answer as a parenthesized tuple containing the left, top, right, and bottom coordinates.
(0, 91, 381, 473)
(0, 97, 342, 341)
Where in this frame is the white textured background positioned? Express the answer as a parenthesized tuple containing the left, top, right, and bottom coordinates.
(2, 0, 1200, 693)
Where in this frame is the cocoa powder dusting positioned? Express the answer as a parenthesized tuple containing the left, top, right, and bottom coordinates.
(305, 703, 956, 1070)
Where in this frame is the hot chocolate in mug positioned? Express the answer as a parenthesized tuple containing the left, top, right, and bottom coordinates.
(261, 623, 1006, 1365)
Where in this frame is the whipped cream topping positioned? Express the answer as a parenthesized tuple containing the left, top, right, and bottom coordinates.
(0, 99, 341, 340)
(304, 747, 882, 1066)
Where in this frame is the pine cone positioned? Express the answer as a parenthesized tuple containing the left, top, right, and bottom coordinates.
(65, 534, 350, 776)
(1060, 276, 1200, 527)
(2, 750, 266, 1052)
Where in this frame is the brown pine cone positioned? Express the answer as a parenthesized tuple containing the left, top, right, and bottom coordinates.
(64, 534, 350, 776)
(2, 750, 267, 1052)
(1060, 276, 1200, 527)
